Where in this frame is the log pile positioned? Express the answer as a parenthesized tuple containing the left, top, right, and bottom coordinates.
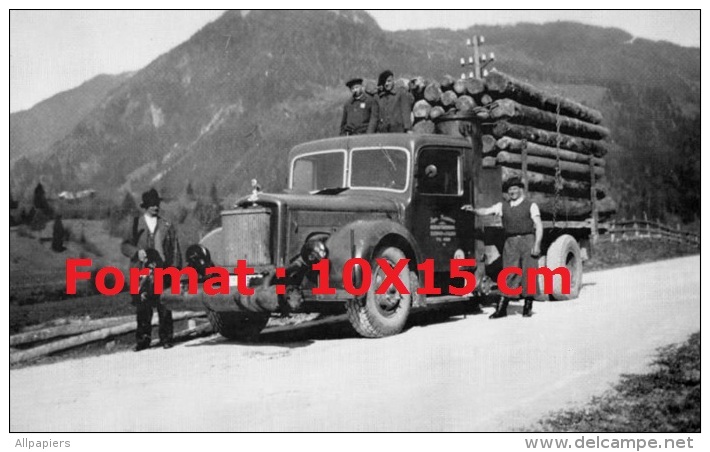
(398, 70, 615, 221)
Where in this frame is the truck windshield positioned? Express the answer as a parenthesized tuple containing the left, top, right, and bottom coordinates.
(291, 151, 346, 192)
(350, 147, 408, 191)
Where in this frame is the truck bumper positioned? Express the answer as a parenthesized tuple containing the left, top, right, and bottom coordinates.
(160, 275, 280, 313)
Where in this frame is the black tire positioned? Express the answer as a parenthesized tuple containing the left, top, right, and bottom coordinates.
(346, 246, 412, 338)
(206, 309, 269, 340)
(545, 234, 582, 300)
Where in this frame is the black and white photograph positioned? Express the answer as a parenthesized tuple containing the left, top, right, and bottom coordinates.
(7, 7, 702, 444)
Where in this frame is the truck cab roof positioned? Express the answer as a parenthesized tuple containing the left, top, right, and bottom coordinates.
(288, 133, 471, 160)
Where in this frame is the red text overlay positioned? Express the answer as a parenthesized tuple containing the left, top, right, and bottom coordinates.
(66, 258, 570, 297)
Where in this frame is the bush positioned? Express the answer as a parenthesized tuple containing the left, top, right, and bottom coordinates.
(28, 208, 49, 231)
(15, 225, 36, 239)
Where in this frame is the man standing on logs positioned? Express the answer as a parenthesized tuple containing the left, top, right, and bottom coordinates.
(462, 177, 543, 318)
(376, 70, 412, 133)
(121, 188, 182, 351)
(340, 77, 379, 136)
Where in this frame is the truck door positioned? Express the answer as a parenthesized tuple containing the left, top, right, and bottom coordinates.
(411, 146, 475, 273)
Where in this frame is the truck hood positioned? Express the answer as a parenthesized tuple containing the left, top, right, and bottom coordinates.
(235, 191, 404, 217)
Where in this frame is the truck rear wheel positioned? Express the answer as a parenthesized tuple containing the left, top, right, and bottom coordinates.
(206, 308, 270, 340)
(545, 234, 582, 300)
(346, 246, 412, 338)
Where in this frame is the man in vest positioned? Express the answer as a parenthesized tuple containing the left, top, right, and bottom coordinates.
(121, 188, 182, 350)
(340, 77, 379, 136)
(462, 177, 543, 318)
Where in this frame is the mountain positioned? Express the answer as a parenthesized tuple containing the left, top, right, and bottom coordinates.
(10, 11, 700, 223)
(10, 73, 132, 163)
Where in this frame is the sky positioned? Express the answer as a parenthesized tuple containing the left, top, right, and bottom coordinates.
(9, 9, 700, 113)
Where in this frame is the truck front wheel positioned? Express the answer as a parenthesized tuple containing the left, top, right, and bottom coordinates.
(206, 308, 270, 340)
(545, 234, 583, 300)
(346, 246, 412, 338)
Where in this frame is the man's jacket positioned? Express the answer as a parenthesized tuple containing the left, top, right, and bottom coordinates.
(340, 94, 379, 135)
(121, 215, 182, 269)
(377, 88, 413, 133)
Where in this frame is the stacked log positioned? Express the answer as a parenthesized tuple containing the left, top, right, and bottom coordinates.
(479, 71, 614, 221)
(485, 71, 604, 124)
(404, 74, 490, 136)
(398, 70, 614, 222)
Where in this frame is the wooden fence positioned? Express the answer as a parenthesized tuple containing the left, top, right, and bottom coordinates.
(599, 218, 700, 248)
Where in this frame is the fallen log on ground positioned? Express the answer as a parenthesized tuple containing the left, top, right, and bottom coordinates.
(18, 318, 75, 332)
(485, 71, 604, 124)
(486, 121, 609, 157)
(10, 311, 206, 364)
(11, 315, 135, 346)
(489, 99, 610, 140)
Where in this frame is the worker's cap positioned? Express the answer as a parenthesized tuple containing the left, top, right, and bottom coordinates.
(377, 70, 394, 87)
(345, 78, 363, 88)
(503, 177, 525, 190)
(140, 188, 162, 208)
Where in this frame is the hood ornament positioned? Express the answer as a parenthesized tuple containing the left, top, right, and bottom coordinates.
(247, 178, 262, 202)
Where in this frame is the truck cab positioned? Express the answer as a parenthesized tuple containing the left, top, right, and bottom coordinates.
(180, 129, 581, 339)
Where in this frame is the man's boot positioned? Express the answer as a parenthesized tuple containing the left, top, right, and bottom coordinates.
(523, 298, 533, 317)
(489, 297, 508, 319)
(133, 336, 151, 352)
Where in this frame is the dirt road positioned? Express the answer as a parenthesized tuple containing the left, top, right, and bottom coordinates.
(10, 255, 699, 432)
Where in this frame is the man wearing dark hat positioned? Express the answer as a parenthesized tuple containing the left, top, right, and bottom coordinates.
(376, 70, 412, 133)
(121, 188, 182, 351)
(461, 177, 543, 318)
(340, 77, 379, 136)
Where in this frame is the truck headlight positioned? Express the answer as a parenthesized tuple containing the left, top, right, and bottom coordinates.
(301, 240, 328, 264)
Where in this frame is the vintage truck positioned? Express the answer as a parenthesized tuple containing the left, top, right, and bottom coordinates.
(169, 113, 591, 339)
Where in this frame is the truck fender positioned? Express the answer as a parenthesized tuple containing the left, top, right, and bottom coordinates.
(198, 227, 226, 266)
(324, 219, 422, 290)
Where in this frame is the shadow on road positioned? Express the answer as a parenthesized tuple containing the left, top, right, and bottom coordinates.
(188, 300, 488, 349)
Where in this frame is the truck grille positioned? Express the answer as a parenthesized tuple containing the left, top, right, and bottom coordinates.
(222, 207, 272, 266)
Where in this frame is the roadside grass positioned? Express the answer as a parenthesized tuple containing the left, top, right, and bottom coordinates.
(585, 239, 698, 272)
(528, 332, 700, 432)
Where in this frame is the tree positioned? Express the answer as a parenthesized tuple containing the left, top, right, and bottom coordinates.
(193, 198, 221, 230)
(186, 181, 195, 199)
(51, 215, 66, 252)
(120, 192, 138, 214)
(33, 183, 50, 212)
